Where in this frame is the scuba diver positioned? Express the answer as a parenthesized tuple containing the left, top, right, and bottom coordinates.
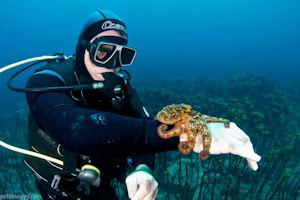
(6, 10, 261, 200)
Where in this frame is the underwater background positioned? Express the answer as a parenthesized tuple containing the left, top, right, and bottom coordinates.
(0, 0, 299, 199)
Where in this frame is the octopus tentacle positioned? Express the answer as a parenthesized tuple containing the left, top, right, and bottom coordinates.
(178, 132, 195, 154)
(199, 150, 210, 160)
(178, 141, 190, 154)
(187, 132, 196, 153)
(200, 126, 212, 160)
(157, 124, 181, 139)
(156, 104, 230, 161)
(202, 114, 230, 128)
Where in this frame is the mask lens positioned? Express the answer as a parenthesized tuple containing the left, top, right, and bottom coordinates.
(95, 44, 116, 63)
(120, 47, 136, 65)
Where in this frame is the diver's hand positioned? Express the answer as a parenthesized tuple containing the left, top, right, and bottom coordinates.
(125, 164, 158, 200)
(188, 122, 261, 171)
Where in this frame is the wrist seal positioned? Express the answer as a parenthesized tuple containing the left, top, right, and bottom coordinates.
(134, 164, 153, 176)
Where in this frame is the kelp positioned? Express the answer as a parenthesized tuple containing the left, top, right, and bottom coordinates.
(0, 74, 299, 199)
(133, 73, 300, 200)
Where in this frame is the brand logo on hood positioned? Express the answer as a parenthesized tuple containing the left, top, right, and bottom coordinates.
(102, 21, 126, 33)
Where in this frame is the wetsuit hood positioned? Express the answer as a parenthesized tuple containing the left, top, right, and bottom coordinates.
(75, 10, 128, 83)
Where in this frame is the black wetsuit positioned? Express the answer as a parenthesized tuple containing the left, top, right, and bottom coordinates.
(24, 57, 177, 199)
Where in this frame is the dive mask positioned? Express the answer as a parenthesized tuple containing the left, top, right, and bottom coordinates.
(85, 36, 137, 69)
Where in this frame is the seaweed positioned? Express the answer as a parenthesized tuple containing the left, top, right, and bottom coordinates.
(0, 108, 40, 198)
(0, 74, 299, 199)
(134, 74, 300, 199)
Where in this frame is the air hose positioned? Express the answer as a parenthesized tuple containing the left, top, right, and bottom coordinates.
(0, 55, 101, 182)
(0, 55, 58, 73)
(0, 140, 63, 166)
(0, 55, 66, 165)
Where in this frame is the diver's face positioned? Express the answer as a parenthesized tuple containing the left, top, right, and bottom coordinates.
(84, 30, 125, 81)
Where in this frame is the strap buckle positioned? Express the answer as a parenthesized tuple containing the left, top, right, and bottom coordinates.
(51, 175, 61, 190)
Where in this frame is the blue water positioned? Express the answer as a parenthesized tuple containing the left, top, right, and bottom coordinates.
(0, 1, 299, 198)
(0, 0, 299, 110)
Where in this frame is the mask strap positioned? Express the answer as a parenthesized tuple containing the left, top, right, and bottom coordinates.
(80, 40, 96, 53)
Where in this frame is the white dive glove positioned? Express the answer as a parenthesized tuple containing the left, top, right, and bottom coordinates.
(183, 122, 261, 171)
(125, 164, 158, 200)
(156, 104, 261, 171)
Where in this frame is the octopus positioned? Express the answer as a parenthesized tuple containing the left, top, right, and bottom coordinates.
(156, 104, 230, 160)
